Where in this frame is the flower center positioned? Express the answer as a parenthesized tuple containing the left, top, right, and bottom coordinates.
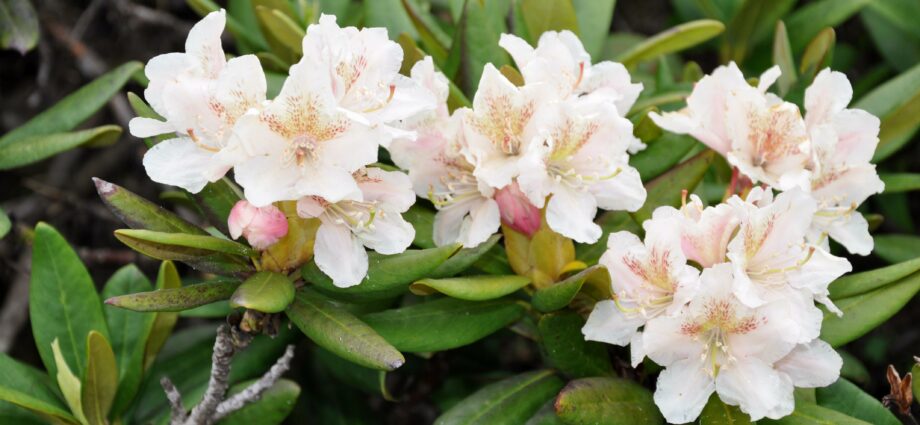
(289, 134, 320, 166)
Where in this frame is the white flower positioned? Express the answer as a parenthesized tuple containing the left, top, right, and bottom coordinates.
(231, 56, 380, 207)
(297, 168, 416, 287)
(644, 264, 798, 423)
(774, 339, 842, 389)
(517, 97, 645, 243)
(650, 63, 812, 191)
(582, 225, 699, 366)
(388, 58, 501, 249)
(302, 14, 435, 144)
(726, 188, 851, 342)
(130, 10, 266, 192)
(651, 194, 740, 268)
(462, 64, 549, 189)
(498, 31, 643, 117)
(804, 69, 885, 255)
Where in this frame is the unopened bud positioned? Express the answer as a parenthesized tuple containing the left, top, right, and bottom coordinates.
(228, 200, 289, 250)
(494, 182, 541, 237)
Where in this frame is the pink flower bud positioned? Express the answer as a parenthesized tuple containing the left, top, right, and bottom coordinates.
(494, 182, 541, 237)
(228, 200, 289, 250)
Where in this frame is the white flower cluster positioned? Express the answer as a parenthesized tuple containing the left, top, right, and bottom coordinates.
(389, 31, 648, 246)
(584, 63, 884, 422)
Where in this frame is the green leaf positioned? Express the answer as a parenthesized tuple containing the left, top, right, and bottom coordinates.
(772, 21, 797, 96)
(0, 400, 47, 425)
(106, 279, 239, 312)
(82, 331, 118, 425)
(230, 271, 295, 313)
(524, 399, 565, 425)
(631, 150, 715, 223)
(30, 223, 109, 381)
(0, 207, 9, 239)
(759, 402, 871, 424)
(572, 0, 616, 59)
(410, 275, 530, 301)
(114, 229, 253, 276)
(0, 125, 121, 170)
(435, 370, 564, 425)
(363, 297, 525, 353)
(815, 378, 900, 425)
(52, 339, 87, 424)
(538, 311, 613, 378)
(630, 133, 698, 182)
(520, 0, 579, 42)
(444, 0, 511, 93)
(873, 234, 920, 263)
(617, 20, 724, 68)
(218, 379, 300, 425)
(404, 204, 436, 248)
(0, 354, 77, 423)
(913, 362, 919, 404)
(880, 173, 920, 193)
(101, 266, 156, 417)
(115, 229, 255, 258)
(187, 0, 268, 51)
(821, 271, 920, 347)
(829, 257, 920, 299)
(854, 61, 920, 161)
(286, 289, 405, 371)
(860, 1, 920, 72)
(838, 350, 870, 384)
(94, 178, 208, 235)
(553, 376, 663, 424)
(0, 62, 142, 145)
(365, 0, 416, 40)
(699, 394, 753, 424)
(722, 0, 795, 64)
(313, 347, 392, 398)
(195, 178, 243, 235)
(0, 0, 38, 54)
(531, 265, 604, 313)
(429, 234, 502, 278)
(304, 244, 460, 302)
(254, 5, 305, 55)
(785, 0, 870, 54)
(143, 261, 181, 371)
(401, 0, 449, 65)
(576, 211, 640, 265)
(798, 28, 835, 84)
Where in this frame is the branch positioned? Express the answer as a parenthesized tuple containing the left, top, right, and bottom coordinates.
(186, 325, 236, 424)
(213, 345, 296, 421)
(160, 377, 187, 423)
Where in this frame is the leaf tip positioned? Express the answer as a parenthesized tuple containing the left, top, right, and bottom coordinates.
(93, 177, 117, 197)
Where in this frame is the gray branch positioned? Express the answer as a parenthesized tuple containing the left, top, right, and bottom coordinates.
(163, 325, 295, 425)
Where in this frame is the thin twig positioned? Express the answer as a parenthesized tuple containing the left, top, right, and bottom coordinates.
(160, 377, 187, 423)
(213, 345, 296, 421)
(186, 325, 236, 424)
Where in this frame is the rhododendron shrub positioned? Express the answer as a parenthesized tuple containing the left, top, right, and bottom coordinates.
(3, 2, 919, 424)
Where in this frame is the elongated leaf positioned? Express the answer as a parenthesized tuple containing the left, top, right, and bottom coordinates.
(313, 346, 391, 397)
(829, 257, 920, 299)
(410, 275, 530, 301)
(143, 261, 181, 371)
(114, 229, 252, 276)
(838, 350, 870, 384)
(187, 0, 268, 50)
(815, 378, 900, 425)
(531, 265, 604, 312)
(230, 271, 294, 313)
(52, 339, 87, 424)
(0, 62, 142, 144)
(0, 207, 9, 239)
(219, 379, 300, 425)
(404, 204, 436, 248)
(436, 370, 563, 425)
(194, 177, 242, 235)
(722, 0, 795, 64)
(699, 394, 752, 424)
(30, 223, 109, 381)
(525, 399, 565, 425)
(401, 0, 449, 65)
(854, 61, 920, 161)
(255, 5, 304, 55)
(0, 0, 38, 53)
(106, 279, 239, 312)
(880, 173, 920, 193)
(521, 0, 579, 42)
(860, 1, 920, 72)
(0, 354, 76, 423)
(873, 234, 920, 263)
(101, 266, 156, 417)
(631, 150, 715, 223)
(538, 311, 613, 378)
(365, 0, 415, 39)
(798, 28, 835, 84)
(554, 377, 663, 424)
(0, 400, 47, 425)
(0, 125, 121, 170)
(786, 0, 870, 53)
(444, 0, 511, 93)
(362, 297, 525, 353)
(572, 0, 616, 59)
(94, 178, 207, 235)
(630, 133, 698, 182)
(760, 402, 870, 424)
(617, 20, 724, 68)
(429, 234, 502, 278)
(821, 271, 920, 347)
(286, 289, 404, 371)
(304, 244, 460, 302)
(82, 332, 118, 425)
(773, 21, 797, 96)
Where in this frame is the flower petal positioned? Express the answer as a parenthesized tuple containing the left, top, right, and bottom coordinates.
(314, 221, 369, 287)
(653, 358, 715, 424)
(142, 137, 217, 193)
(715, 357, 794, 421)
(582, 300, 645, 346)
(546, 187, 601, 243)
(774, 339, 842, 388)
